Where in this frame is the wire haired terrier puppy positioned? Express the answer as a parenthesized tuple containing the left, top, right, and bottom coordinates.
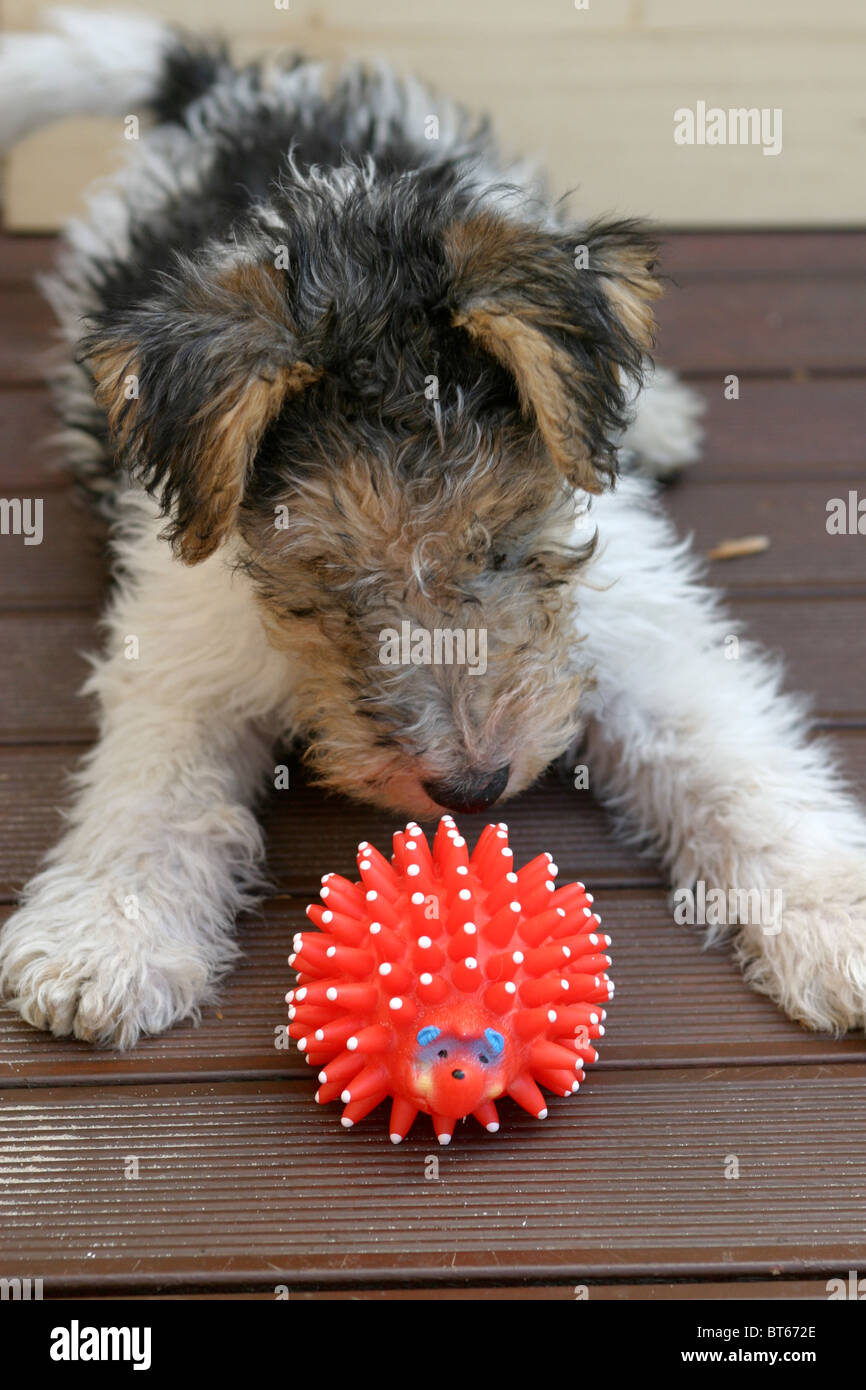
(1, 9, 866, 1047)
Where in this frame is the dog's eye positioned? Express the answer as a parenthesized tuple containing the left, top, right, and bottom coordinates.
(437, 1048, 448, 1059)
(490, 552, 507, 571)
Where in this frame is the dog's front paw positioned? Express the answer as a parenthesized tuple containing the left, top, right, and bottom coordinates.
(737, 871, 866, 1033)
(0, 869, 224, 1047)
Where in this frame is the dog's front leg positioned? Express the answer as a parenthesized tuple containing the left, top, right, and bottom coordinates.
(0, 495, 290, 1046)
(577, 476, 866, 1031)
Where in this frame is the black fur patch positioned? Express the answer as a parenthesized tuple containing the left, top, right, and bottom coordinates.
(74, 36, 657, 538)
(150, 30, 233, 126)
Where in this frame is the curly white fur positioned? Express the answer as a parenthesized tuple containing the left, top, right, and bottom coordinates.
(577, 479, 866, 1033)
(0, 492, 294, 1045)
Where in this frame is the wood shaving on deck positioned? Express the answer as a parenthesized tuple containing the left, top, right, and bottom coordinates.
(706, 535, 771, 561)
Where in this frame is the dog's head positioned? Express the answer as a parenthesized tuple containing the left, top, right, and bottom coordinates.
(86, 165, 660, 814)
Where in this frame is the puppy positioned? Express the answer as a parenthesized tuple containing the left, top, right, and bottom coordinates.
(1, 9, 865, 1047)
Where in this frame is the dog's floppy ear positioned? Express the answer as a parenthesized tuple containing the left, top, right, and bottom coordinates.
(86, 254, 321, 563)
(444, 211, 661, 492)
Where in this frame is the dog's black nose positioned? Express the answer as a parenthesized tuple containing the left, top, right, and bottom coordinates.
(422, 764, 510, 814)
(451, 1069, 465, 1080)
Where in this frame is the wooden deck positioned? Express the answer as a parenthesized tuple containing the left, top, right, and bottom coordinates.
(1, 231, 865, 1299)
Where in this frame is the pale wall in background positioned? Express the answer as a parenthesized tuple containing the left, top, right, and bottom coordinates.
(3, 0, 866, 230)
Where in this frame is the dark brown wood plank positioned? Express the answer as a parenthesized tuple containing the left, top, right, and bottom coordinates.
(1, 612, 97, 741)
(4, 872, 864, 1086)
(0, 233, 59, 285)
(4, 729, 865, 1077)
(656, 279, 866, 374)
(666, 481, 866, 593)
(5, 735, 862, 1084)
(0, 289, 57, 384)
(0, 745, 79, 896)
(1, 444, 862, 610)
(659, 231, 866, 278)
(0, 491, 106, 606)
(2, 1069, 865, 1288)
(688, 379, 866, 479)
(0, 388, 68, 490)
(737, 597, 866, 721)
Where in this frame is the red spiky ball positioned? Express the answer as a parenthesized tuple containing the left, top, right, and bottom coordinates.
(287, 817, 613, 1144)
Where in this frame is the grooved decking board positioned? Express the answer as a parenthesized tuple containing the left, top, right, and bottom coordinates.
(659, 231, 866, 278)
(2, 612, 97, 741)
(0, 233, 58, 284)
(2, 881, 864, 1086)
(2, 1069, 866, 1287)
(2, 597, 864, 745)
(687, 380, 866, 478)
(666, 482, 866, 592)
(0, 388, 68, 490)
(0, 288, 57, 383)
(736, 598, 866, 722)
(0, 491, 106, 606)
(656, 279, 866, 374)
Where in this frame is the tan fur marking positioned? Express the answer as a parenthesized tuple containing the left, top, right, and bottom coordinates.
(454, 307, 600, 493)
(90, 341, 142, 442)
(599, 252, 662, 354)
(179, 362, 320, 564)
(444, 213, 661, 488)
(91, 335, 321, 565)
(445, 211, 530, 287)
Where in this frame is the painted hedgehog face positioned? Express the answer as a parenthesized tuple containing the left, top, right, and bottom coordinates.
(87, 167, 659, 817)
(410, 1022, 507, 1117)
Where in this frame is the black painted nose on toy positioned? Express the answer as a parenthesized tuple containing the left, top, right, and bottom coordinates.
(423, 764, 510, 814)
